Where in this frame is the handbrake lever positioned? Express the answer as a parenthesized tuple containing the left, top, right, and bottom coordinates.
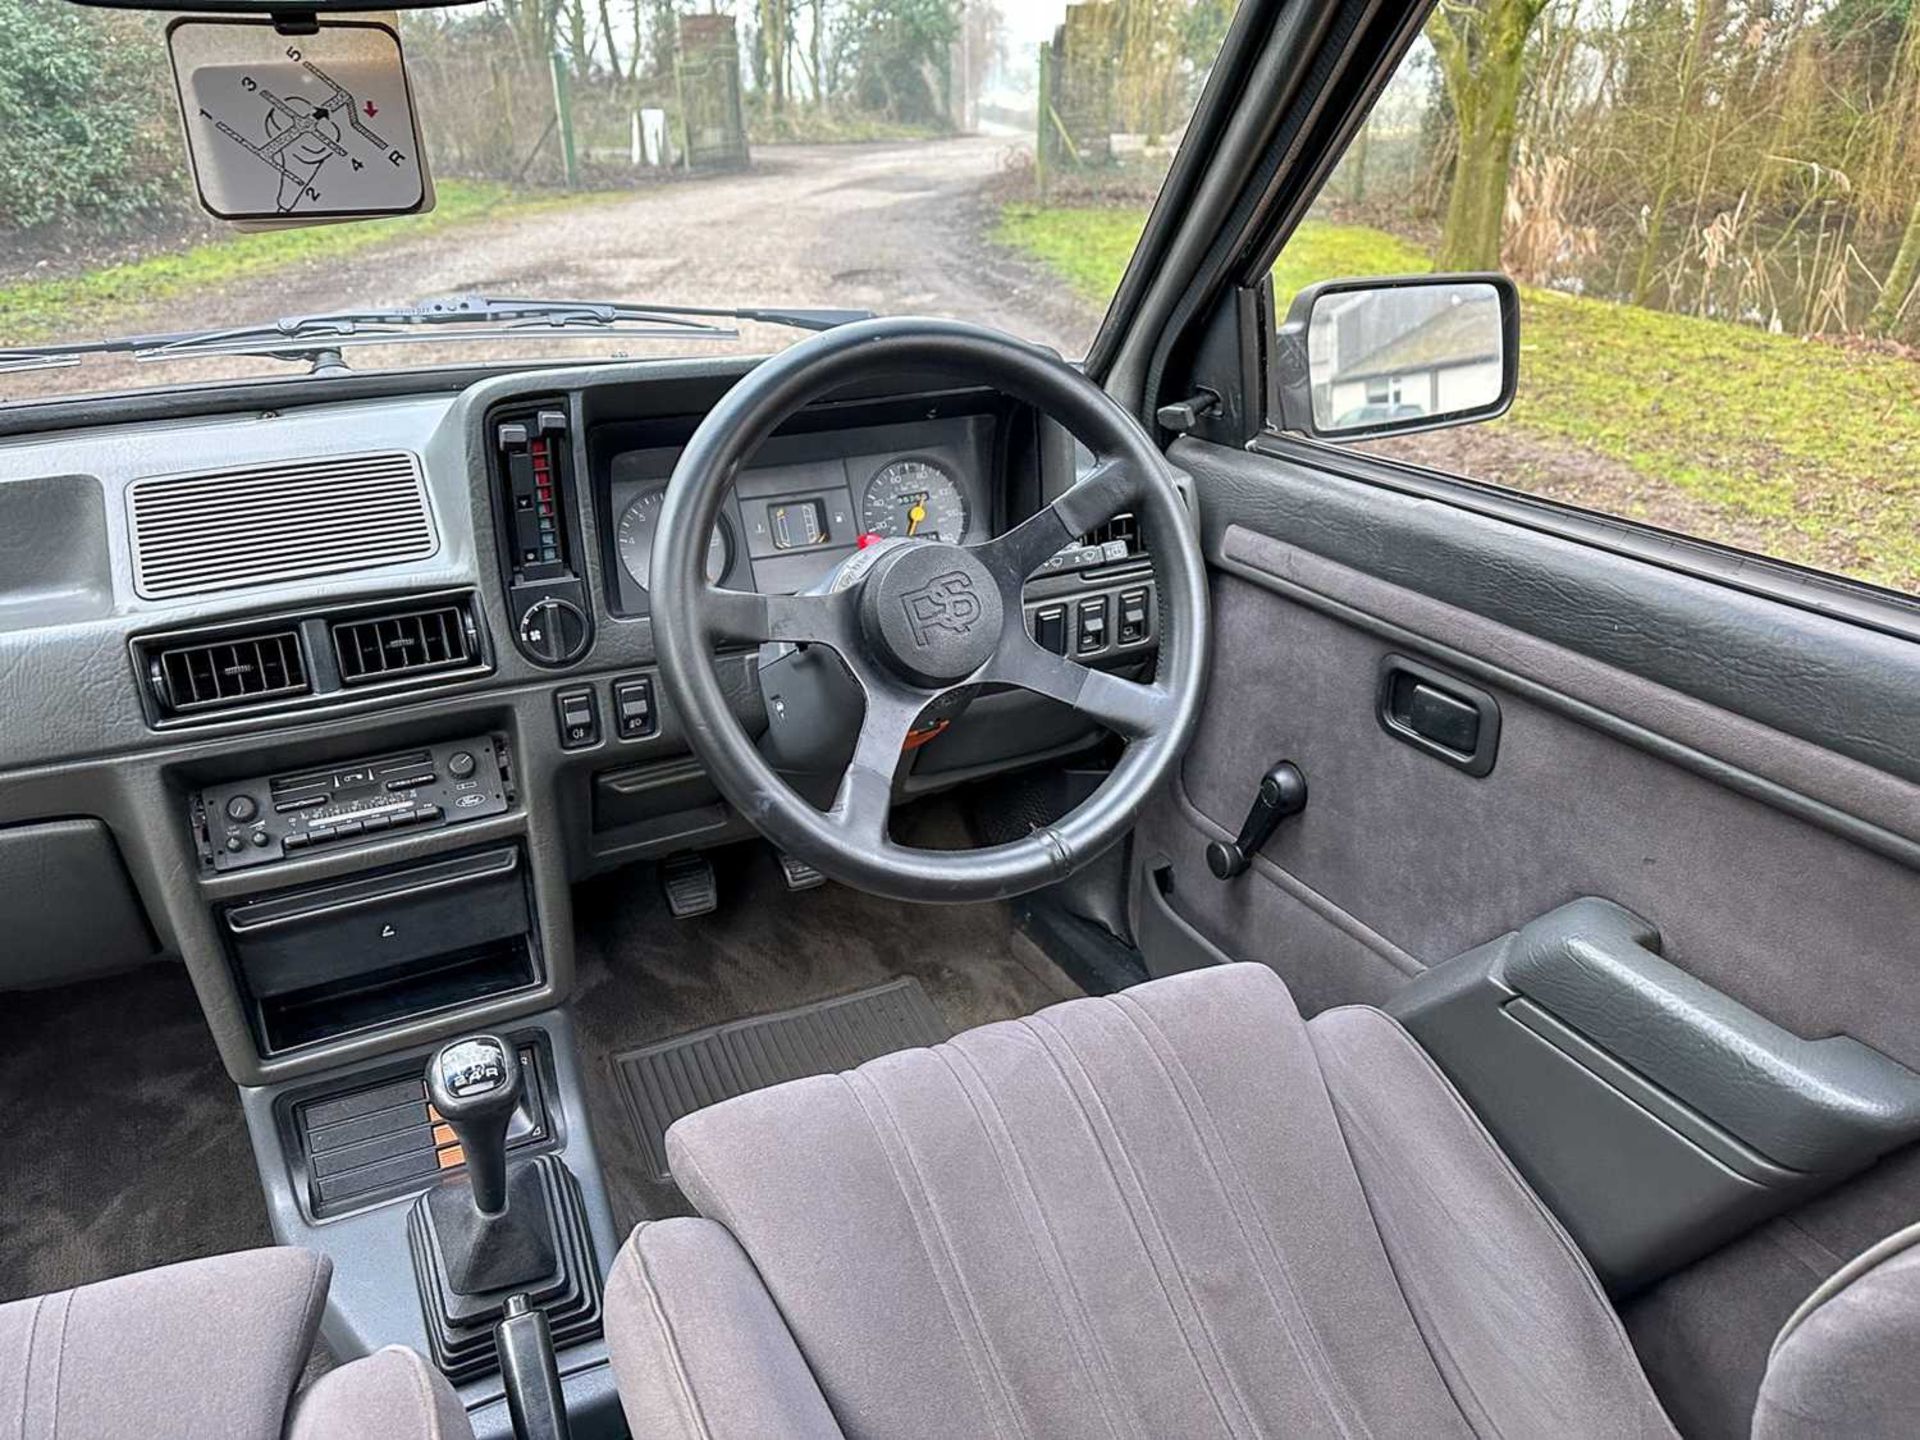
(494, 1293, 572, 1440)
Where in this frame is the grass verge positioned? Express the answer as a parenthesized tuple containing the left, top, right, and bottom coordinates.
(0, 180, 588, 348)
(995, 205, 1920, 594)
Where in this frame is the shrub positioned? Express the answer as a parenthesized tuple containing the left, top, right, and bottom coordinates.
(0, 0, 181, 236)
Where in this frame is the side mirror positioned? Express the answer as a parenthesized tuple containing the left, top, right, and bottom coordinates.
(1273, 274, 1519, 441)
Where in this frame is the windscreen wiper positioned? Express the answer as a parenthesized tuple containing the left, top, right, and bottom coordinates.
(0, 295, 876, 376)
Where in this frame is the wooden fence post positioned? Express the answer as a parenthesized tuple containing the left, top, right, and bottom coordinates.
(550, 51, 579, 188)
(1036, 44, 1051, 203)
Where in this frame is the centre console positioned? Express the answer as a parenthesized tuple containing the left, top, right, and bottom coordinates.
(193, 732, 542, 1056)
(241, 1012, 627, 1440)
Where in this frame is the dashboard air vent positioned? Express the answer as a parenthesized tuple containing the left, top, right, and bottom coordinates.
(331, 603, 476, 686)
(129, 451, 437, 601)
(149, 630, 310, 716)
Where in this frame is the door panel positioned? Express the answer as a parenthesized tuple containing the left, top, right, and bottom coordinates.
(1176, 441, 1920, 786)
(1136, 435, 1920, 1437)
(1146, 551, 1920, 1063)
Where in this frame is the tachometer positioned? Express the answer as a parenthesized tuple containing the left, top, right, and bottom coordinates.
(617, 487, 732, 591)
(860, 458, 969, 543)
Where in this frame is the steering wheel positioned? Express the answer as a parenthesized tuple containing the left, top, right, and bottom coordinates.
(651, 317, 1209, 903)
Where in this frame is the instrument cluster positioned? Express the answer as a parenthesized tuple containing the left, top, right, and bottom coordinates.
(601, 415, 994, 618)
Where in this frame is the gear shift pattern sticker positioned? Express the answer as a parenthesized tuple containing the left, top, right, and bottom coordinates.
(438, 1038, 508, 1096)
(169, 18, 431, 224)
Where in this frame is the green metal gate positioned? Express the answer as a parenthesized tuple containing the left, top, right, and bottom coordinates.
(675, 16, 749, 172)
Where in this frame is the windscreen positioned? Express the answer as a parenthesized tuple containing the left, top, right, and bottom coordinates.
(0, 0, 1239, 404)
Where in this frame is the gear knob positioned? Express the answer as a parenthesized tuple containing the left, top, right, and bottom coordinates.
(426, 1034, 521, 1216)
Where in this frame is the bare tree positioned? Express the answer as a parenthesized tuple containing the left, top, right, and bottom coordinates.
(1868, 0, 1920, 337)
(1429, 0, 1551, 270)
(600, 0, 629, 81)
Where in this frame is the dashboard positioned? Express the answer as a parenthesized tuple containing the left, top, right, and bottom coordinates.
(0, 357, 1159, 1089)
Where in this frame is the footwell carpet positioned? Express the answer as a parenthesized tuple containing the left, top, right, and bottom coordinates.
(570, 842, 1080, 1226)
(613, 977, 949, 1182)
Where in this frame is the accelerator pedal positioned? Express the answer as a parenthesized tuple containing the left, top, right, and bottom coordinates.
(777, 851, 825, 892)
(661, 854, 718, 919)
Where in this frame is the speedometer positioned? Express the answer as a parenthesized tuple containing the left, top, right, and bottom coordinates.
(617, 487, 732, 591)
(860, 459, 969, 543)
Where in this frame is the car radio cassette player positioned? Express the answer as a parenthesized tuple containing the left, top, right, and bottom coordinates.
(195, 736, 513, 872)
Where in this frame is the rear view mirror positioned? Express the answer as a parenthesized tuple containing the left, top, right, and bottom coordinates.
(1273, 274, 1519, 440)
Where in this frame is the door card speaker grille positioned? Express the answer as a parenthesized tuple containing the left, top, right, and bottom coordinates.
(130, 451, 437, 600)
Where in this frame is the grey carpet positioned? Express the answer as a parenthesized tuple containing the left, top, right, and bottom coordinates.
(613, 978, 951, 1183)
(0, 961, 272, 1303)
(0, 831, 1074, 1297)
(570, 840, 1082, 1229)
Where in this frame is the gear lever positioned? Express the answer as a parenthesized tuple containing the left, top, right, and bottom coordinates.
(408, 1033, 603, 1384)
(427, 1035, 521, 1217)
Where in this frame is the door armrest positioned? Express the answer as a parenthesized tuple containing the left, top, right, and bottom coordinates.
(1500, 899, 1920, 1174)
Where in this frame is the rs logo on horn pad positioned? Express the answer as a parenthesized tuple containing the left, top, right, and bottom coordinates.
(900, 570, 984, 647)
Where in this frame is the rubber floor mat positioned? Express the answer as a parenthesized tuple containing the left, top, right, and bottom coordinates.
(611, 977, 949, 1183)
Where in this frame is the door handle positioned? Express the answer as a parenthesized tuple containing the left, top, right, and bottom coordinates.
(1377, 656, 1501, 776)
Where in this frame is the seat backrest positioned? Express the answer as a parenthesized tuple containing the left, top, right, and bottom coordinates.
(657, 965, 1468, 1439)
(1752, 1220, 1920, 1438)
(0, 1247, 329, 1440)
(643, 964, 1673, 1439)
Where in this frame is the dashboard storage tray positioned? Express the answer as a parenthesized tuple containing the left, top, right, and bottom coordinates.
(226, 846, 527, 997)
(224, 845, 540, 1054)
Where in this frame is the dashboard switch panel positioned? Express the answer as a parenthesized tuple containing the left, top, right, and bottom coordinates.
(490, 400, 594, 668)
(195, 736, 513, 873)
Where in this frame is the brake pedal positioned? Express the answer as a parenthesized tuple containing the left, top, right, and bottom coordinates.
(778, 852, 825, 892)
(661, 854, 718, 918)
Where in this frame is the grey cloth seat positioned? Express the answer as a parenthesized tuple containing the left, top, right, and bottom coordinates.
(289, 1343, 475, 1440)
(604, 962, 1679, 1439)
(1753, 1220, 1920, 1438)
(0, 1246, 472, 1440)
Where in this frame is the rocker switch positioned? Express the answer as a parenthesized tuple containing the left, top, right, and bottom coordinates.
(614, 676, 657, 739)
(1032, 606, 1068, 655)
(555, 688, 599, 749)
(1075, 597, 1109, 655)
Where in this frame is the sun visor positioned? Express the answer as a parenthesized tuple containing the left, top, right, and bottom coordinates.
(167, 13, 434, 230)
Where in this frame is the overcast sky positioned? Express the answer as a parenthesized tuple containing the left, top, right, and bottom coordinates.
(997, 0, 1070, 57)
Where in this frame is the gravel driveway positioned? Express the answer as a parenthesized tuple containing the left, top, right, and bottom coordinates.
(6, 137, 1099, 404)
